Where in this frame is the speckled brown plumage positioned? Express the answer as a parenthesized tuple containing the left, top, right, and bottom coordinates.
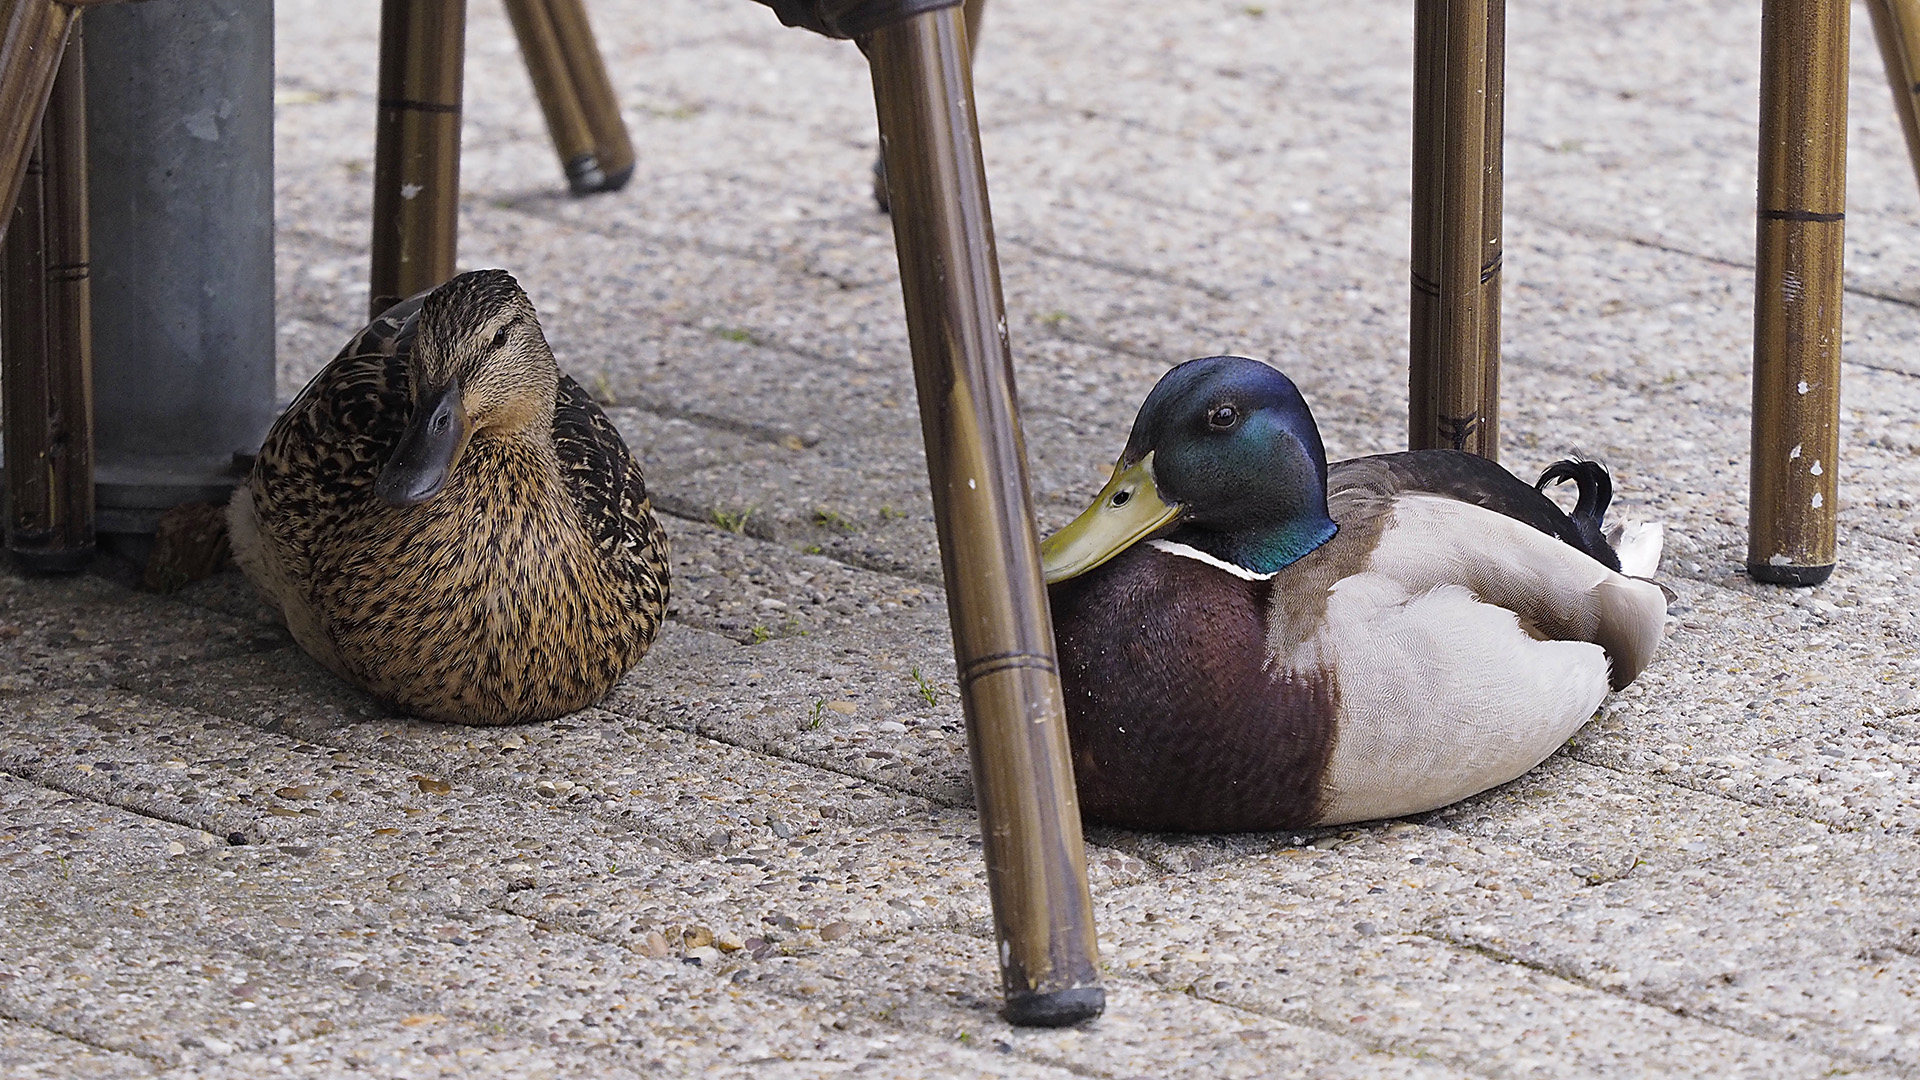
(230, 270, 670, 725)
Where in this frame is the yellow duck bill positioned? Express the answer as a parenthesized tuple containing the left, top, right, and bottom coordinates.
(1040, 452, 1181, 584)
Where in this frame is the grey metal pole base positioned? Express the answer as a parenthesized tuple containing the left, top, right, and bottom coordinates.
(84, 0, 277, 534)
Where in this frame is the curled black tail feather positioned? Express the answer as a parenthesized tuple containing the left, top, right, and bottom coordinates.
(1536, 458, 1619, 571)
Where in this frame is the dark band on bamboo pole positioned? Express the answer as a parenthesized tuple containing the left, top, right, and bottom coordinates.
(1409, 0, 1502, 461)
(866, 4, 1103, 1028)
(1865, 0, 1920, 200)
(4, 26, 93, 572)
(369, 0, 466, 319)
(543, 0, 634, 193)
(1750, 0, 1848, 586)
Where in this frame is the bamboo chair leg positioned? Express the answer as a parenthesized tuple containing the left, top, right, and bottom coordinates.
(866, 4, 1103, 1028)
(545, 0, 634, 192)
(504, 0, 633, 195)
(1866, 0, 1920, 201)
(1749, 0, 1848, 586)
(872, 0, 985, 213)
(1409, 0, 1503, 460)
(3, 24, 92, 572)
(370, 0, 467, 319)
(0, 0, 77, 240)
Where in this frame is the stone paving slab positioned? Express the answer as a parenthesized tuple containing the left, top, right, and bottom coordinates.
(1093, 841, 1869, 1079)
(0, 566, 284, 696)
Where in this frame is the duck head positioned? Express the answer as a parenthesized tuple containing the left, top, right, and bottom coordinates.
(375, 269, 561, 508)
(1042, 356, 1338, 583)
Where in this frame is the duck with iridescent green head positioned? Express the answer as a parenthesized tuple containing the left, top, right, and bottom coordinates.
(1042, 356, 1666, 832)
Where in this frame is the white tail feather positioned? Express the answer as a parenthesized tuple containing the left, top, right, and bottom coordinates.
(1606, 521, 1665, 578)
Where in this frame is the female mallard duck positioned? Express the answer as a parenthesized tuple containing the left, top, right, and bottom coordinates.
(1042, 356, 1666, 832)
(228, 269, 670, 725)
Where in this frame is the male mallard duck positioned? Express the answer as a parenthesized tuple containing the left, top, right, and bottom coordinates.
(229, 269, 670, 725)
(1042, 356, 1666, 832)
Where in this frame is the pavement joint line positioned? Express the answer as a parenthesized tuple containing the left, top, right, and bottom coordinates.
(482, 189, 871, 277)
(1000, 235, 1241, 302)
(0, 1006, 171, 1069)
(519, 902, 1390, 1079)
(1163, 988, 1507, 1080)
(1418, 927, 1919, 1078)
(64, 662, 1016, 868)
(0, 761, 228, 846)
(643, 503, 946, 587)
(609, 395, 820, 451)
(1554, 745, 1864, 826)
(1558, 744, 1884, 835)
(1517, 208, 1920, 324)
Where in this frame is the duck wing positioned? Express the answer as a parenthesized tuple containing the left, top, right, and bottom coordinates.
(246, 298, 423, 585)
(1296, 491, 1666, 825)
(551, 374, 671, 600)
(1330, 449, 1621, 570)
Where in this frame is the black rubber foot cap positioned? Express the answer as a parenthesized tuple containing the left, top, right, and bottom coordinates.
(597, 161, 635, 193)
(1003, 986, 1104, 1028)
(9, 547, 94, 575)
(1747, 561, 1834, 586)
(566, 154, 635, 196)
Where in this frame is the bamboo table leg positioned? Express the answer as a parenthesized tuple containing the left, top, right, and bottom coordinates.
(370, 0, 466, 319)
(1749, 0, 1848, 586)
(1409, 0, 1504, 460)
(504, 0, 634, 195)
(1866, 0, 1920, 200)
(866, 4, 1103, 1028)
(3, 24, 91, 572)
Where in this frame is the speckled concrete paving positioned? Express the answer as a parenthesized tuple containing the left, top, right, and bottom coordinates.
(3, 0, 1919, 1075)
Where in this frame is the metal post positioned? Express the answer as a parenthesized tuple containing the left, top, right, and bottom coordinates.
(1749, 0, 1848, 585)
(4, 24, 92, 571)
(1865, 0, 1920, 200)
(866, 6, 1103, 1028)
(370, 0, 466, 318)
(1409, 0, 1503, 460)
(84, 0, 277, 533)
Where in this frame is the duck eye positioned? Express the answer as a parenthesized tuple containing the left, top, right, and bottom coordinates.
(490, 325, 511, 350)
(1207, 405, 1239, 429)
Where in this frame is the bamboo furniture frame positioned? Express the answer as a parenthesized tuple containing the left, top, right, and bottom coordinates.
(867, 4, 1105, 1026)
(1409, 0, 1880, 587)
(2, 17, 91, 571)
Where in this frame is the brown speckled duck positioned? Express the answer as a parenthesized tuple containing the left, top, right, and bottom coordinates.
(1042, 356, 1666, 832)
(228, 269, 670, 725)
